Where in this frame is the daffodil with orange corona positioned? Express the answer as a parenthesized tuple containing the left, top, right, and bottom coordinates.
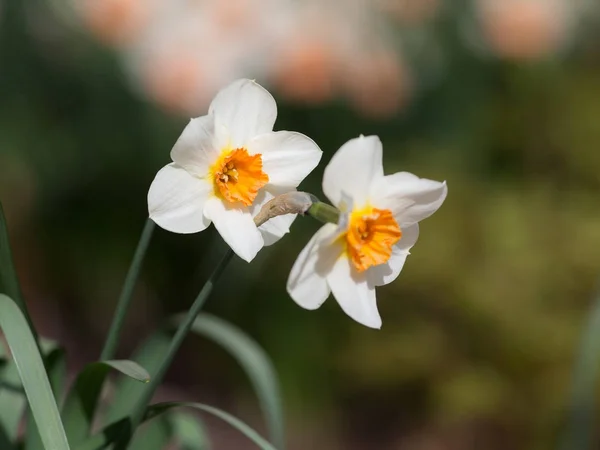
(287, 135, 447, 328)
(147, 79, 322, 262)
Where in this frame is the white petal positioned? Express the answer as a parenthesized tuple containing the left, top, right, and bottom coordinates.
(250, 187, 298, 246)
(366, 224, 420, 287)
(327, 256, 382, 329)
(148, 164, 212, 234)
(322, 135, 384, 208)
(170, 116, 219, 176)
(287, 224, 340, 310)
(260, 213, 297, 246)
(370, 172, 447, 227)
(248, 131, 322, 188)
(209, 79, 277, 148)
(203, 197, 264, 262)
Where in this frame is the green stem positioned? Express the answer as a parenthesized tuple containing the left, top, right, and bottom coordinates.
(100, 219, 155, 361)
(119, 247, 235, 447)
(560, 284, 600, 450)
(307, 202, 340, 225)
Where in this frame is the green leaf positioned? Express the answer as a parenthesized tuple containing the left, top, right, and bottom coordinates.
(74, 419, 130, 450)
(104, 313, 285, 448)
(103, 332, 171, 426)
(62, 360, 150, 445)
(0, 350, 26, 442)
(183, 313, 285, 449)
(77, 402, 277, 450)
(0, 423, 14, 450)
(101, 332, 192, 450)
(0, 294, 70, 450)
(145, 402, 278, 450)
(26, 347, 67, 450)
(128, 417, 172, 450)
(168, 411, 211, 450)
(0, 203, 34, 335)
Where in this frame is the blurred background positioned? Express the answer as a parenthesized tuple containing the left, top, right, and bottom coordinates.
(2, 0, 600, 448)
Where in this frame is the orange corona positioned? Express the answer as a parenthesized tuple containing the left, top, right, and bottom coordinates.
(345, 206, 402, 272)
(211, 148, 269, 206)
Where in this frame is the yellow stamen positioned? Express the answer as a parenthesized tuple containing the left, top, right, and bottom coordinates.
(211, 148, 269, 206)
(345, 206, 402, 272)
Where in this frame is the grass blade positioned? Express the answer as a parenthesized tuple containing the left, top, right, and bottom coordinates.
(128, 417, 171, 450)
(182, 314, 285, 449)
(62, 360, 150, 445)
(168, 411, 211, 450)
(77, 402, 277, 450)
(103, 332, 171, 426)
(0, 294, 70, 450)
(145, 402, 278, 450)
(26, 347, 67, 450)
(73, 419, 129, 450)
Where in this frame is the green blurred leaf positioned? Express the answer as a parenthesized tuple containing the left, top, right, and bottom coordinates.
(102, 332, 202, 450)
(62, 360, 150, 445)
(183, 313, 285, 449)
(74, 418, 129, 450)
(128, 417, 171, 450)
(103, 332, 171, 426)
(0, 202, 35, 337)
(168, 411, 211, 450)
(0, 294, 70, 450)
(105, 313, 284, 448)
(0, 424, 14, 450)
(145, 402, 277, 450)
(78, 402, 277, 450)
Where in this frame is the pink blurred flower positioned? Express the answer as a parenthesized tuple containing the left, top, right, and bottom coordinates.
(344, 48, 412, 118)
(477, 0, 572, 60)
(77, 0, 159, 46)
(268, 3, 352, 104)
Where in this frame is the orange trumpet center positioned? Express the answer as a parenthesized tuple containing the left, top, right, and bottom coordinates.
(211, 148, 269, 206)
(345, 206, 402, 272)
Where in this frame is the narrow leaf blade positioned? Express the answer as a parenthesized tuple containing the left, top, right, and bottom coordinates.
(168, 411, 211, 450)
(145, 402, 278, 450)
(183, 314, 285, 448)
(25, 347, 67, 450)
(0, 294, 70, 450)
(77, 401, 278, 450)
(103, 332, 171, 426)
(62, 360, 150, 444)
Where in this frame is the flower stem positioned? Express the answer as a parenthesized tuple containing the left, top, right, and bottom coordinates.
(307, 202, 340, 225)
(119, 247, 235, 447)
(100, 219, 155, 361)
(560, 283, 600, 450)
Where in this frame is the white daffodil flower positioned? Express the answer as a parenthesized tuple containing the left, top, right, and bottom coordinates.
(287, 135, 447, 329)
(148, 78, 322, 262)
